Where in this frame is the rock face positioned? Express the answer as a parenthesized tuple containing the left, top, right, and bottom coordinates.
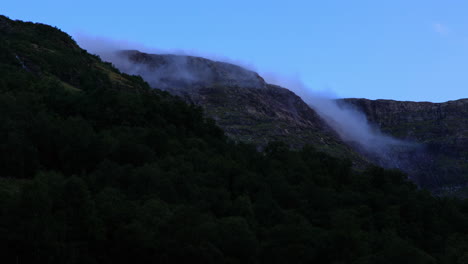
(114, 51, 363, 162)
(344, 98, 468, 191)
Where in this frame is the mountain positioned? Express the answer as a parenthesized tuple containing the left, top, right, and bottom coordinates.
(113, 50, 366, 163)
(344, 98, 468, 193)
(112, 50, 468, 192)
(3, 14, 468, 263)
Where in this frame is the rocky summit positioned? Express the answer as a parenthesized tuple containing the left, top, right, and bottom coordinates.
(117, 50, 267, 90)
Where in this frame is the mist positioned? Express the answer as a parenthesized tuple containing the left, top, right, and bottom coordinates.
(74, 33, 264, 91)
(73, 33, 259, 73)
(262, 75, 415, 157)
(74, 33, 418, 168)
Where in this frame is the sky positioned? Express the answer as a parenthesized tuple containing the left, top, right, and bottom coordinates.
(3, 0, 468, 102)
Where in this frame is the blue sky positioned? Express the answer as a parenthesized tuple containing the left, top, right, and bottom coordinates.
(3, 0, 468, 102)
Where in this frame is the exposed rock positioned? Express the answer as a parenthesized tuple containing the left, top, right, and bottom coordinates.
(343, 98, 468, 191)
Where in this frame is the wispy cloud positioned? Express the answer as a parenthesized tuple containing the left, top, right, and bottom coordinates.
(433, 23, 449, 36)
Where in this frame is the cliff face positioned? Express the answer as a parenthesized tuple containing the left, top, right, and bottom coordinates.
(344, 98, 468, 191)
(115, 51, 364, 162)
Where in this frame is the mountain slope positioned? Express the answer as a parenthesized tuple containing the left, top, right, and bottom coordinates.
(112, 51, 468, 193)
(113, 50, 364, 162)
(344, 98, 468, 192)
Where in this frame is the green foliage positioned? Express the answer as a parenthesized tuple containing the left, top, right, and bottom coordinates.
(1, 15, 468, 263)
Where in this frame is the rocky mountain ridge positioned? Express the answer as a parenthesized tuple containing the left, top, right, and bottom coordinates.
(112, 50, 467, 192)
(118, 50, 268, 90)
(343, 98, 468, 192)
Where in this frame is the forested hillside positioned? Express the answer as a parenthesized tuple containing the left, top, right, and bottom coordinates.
(2, 15, 468, 263)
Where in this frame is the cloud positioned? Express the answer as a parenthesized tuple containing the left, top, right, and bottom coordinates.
(433, 23, 449, 36)
(72, 32, 258, 72)
(263, 74, 424, 172)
